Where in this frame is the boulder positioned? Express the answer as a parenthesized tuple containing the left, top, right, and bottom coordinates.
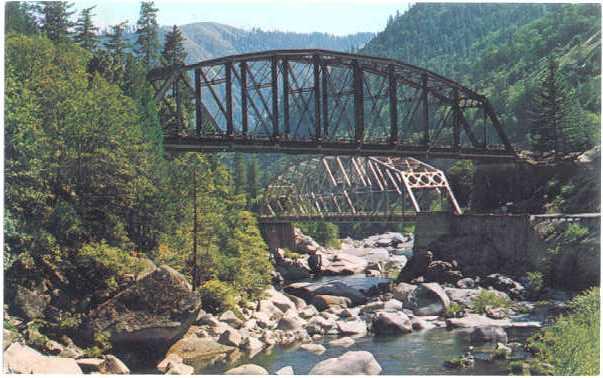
(158, 354, 184, 373)
(446, 314, 511, 329)
(456, 278, 476, 289)
(276, 259, 312, 281)
(14, 286, 50, 320)
(470, 326, 508, 344)
(411, 318, 434, 331)
(404, 283, 450, 316)
(299, 343, 326, 355)
(384, 299, 404, 312)
(276, 365, 294, 375)
(3, 343, 82, 374)
(336, 320, 368, 336)
(219, 310, 243, 328)
(322, 253, 368, 275)
(444, 288, 510, 307)
(240, 336, 264, 353)
(225, 364, 269, 375)
(328, 337, 355, 348)
(265, 287, 298, 313)
(3, 329, 18, 351)
(98, 355, 130, 374)
(218, 329, 242, 348)
(76, 358, 104, 373)
(166, 362, 195, 375)
(423, 260, 463, 284)
(277, 314, 306, 331)
(299, 305, 319, 319)
(482, 274, 526, 299)
(87, 266, 201, 348)
(306, 316, 336, 335)
(309, 351, 382, 375)
(257, 300, 284, 320)
(372, 312, 412, 335)
(285, 294, 307, 310)
(166, 336, 235, 366)
(360, 301, 385, 314)
(311, 295, 351, 311)
(396, 249, 432, 282)
(392, 282, 417, 303)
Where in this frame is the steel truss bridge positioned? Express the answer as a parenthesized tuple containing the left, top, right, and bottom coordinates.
(149, 49, 516, 161)
(258, 156, 462, 223)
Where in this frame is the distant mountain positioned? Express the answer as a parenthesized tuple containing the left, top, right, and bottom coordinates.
(159, 22, 374, 63)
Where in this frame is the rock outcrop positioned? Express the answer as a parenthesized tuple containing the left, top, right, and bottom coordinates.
(3, 343, 82, 374)
(86, 265, 201, 349)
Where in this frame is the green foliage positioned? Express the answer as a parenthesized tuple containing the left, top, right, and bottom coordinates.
(85, 331, 112, 358)
(470, 290, 513, 314)
(74, 6, 99, 51)
(5, 1, 38, 35)
(199, 279, 239, 314)
(39, 1, 75, 43)
(296, 222, 341, 248)
(526, 271, 544, 297)
(135, 1, 160, 68)
(444, 302, 465, 318)
(563, 223, 589, 241)
(529, 287, 600, 375)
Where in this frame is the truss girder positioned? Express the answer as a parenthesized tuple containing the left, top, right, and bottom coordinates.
(148, 49, 516, 161)
(259, 156, 462, 222)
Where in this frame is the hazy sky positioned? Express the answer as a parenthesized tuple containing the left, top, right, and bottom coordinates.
(72, 0, 410, 35)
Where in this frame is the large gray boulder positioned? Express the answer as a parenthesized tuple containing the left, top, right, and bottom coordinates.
(309, 351, 382, 375)
(470, 326, 508, 344)
(285, 277, 390, 307)
(405, 283, 450, 316)
(446, 314, 511, 329)
(336, 320, 368, 336)
(86, 265, 201, 348)
(98, 355, 130, 374)
(372, 311, 412, 335)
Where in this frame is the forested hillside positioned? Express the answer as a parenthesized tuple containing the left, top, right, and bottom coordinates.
(363, 3, 601, 147)
(166, 22, 373, 62)
(4, 1, 272, 347)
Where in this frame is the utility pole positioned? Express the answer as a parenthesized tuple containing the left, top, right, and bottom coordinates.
(192, 166, 198, 290)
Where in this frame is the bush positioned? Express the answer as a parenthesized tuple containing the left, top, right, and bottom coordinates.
(199, 279, 239, 315)
(445, 302, 465, 318)
(529, 287, 600, 375)
(526, 271, 544, 298)
(470, 290, 513, 314)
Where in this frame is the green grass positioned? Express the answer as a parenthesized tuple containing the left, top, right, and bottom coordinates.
(470, 290, 513, 314)
(444, 302, 465, 318)
(528, 287, 600, 375)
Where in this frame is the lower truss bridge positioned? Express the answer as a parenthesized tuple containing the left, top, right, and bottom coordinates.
(258, 156, 462, 224)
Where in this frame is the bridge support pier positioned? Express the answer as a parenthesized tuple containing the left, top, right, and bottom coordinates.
(260, 222, 296, 252)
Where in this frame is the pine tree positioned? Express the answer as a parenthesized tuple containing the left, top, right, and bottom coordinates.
(135, 1, 160, 69)
(74, 6, 98, 51)
(232, 153, 246, 196)
(529, 58, 590, 158)
(102, 22, 130, 83)
(246, 156, 260, 207)
(5, 2, 39, 35)
(39, 1, 74, 43)
(161, 25, 187, 66)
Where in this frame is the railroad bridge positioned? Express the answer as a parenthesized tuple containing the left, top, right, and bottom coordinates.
(149, 49, 516, 161)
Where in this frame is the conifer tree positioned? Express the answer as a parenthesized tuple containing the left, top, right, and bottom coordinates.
(529, 58, 590, 158)
(5, 2, 38, 35)
(135, 1, 160, 69)
(161, 25, 187, 66)
(39, 1, 74, 43)
(103, 22, 130, 84)
(232, 153, 246, 196)
(74, 6, 98, 51)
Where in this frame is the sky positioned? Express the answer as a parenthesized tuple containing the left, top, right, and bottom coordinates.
(72, 0, 411, 36)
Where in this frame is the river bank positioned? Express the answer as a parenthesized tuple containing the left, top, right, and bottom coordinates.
(2, 229, 574, 375)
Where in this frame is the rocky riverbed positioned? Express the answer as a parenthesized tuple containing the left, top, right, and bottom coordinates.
(3, 229, 572, 375)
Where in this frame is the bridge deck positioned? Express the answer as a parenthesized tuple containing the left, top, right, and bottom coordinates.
(257, 211, 419, 223)
(164, 136, 516, 161)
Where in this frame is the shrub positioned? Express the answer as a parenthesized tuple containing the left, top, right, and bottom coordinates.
(563, 223, 589, 242)
(529, 287, 600, 375)
(76, 241, 148, 290)
(199, 279, 239, 315)
(445, 302, 465, 318)
(470, 290, 512, 314)
(526, 271, 544, 297)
